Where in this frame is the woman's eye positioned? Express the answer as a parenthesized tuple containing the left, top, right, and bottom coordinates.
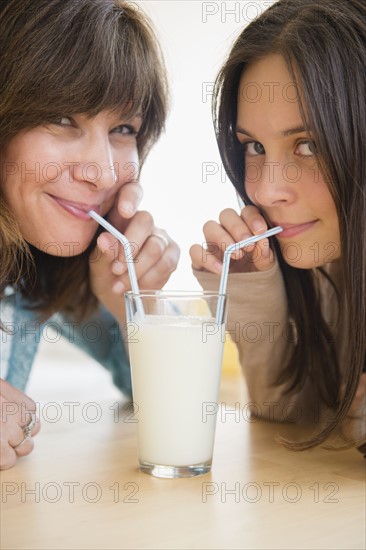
(48, 116, 73, 127)
(296, 141, 317, 157)
(243, 141, 265, 156)
(112, 124, 138, 136)
(60, 117, 73, 125)
(52, 117, 73, 126)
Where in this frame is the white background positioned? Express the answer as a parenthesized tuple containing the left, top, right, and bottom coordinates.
(135, 1, 274, 289)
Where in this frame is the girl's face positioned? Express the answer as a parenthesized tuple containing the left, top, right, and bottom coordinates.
(1, 110, 141, 256)
(236, 54, 340, 268)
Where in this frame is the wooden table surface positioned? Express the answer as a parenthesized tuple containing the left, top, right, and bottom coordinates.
(1, 342, 365, 550)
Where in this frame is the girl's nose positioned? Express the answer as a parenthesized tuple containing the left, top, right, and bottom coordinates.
(251, 160, 296, 207)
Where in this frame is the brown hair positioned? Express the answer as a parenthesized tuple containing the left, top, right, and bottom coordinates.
(213, 0, 366, 449)
(0, 0, 168, 319)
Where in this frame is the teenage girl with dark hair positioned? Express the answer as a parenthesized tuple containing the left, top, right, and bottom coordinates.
(191, 0, 366, 453)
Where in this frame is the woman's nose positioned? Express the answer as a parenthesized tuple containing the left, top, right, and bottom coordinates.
(70, 138, 117, 190)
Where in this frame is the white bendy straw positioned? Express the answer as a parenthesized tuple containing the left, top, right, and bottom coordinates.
(88, 210, 145, 318)
(216, 226, 283, 324)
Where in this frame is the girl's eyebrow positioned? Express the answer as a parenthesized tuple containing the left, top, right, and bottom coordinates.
(236, 125, 307, 137)
(235, 126, 253, 137)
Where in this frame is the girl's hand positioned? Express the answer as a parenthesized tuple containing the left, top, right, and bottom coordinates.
(0, 379, 40, 470)
(89, 210, 180, 325)
(190, 205, 275, 275)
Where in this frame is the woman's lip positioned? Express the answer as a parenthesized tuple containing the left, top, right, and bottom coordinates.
(47, 195, 101, 220)
(272, 220, 318, 238)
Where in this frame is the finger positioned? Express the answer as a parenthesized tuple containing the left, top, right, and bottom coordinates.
(27, 415, 41, 437)
(122, 210, 154, 263)
(203, 220, 241, 261)
(239, 206, 279, 270)
(219, 208, 252, 240)
(100, 233, 167, 295)
(219, 208, 255, 260)
(195, 212, 275, 273)
(93, 232, 123, 272)
(246, 236, 274, 272)
(148, 227, 170, 249)
(0, 443, 17, 470)
(110, 181, 143, 222)
(137, 242, 180, 289)
(0, 380, 37, 415)
(88, 233, 125, 299)
(118, 238, 179, 291)
(132, 232, 167, 280)
(90, 229, 156, 298)
(95, 211, 155, 273)
(6, 410, 40, 450)
(13, 435, 35, 457)
(0, 391, 37, 447)
(93, 230, 136, 279)
(190, 244, 223, 274)
(240, 205, 268, 235)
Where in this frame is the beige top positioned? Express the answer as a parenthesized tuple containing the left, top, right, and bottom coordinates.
(194, 260, 365, 441)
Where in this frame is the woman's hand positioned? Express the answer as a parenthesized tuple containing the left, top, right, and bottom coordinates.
(112, 178, 144, 221)
(190, 205, 275, 274)
(89, 209, 180, 326)
(0, 379, 40, 470)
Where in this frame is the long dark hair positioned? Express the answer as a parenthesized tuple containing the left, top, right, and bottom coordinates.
(0, 0, 168, 319)
(213, 0, 366, 449)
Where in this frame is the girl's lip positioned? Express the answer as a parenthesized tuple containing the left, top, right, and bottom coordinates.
(272, 220, 318, 238)
(47, 195, 101, 220)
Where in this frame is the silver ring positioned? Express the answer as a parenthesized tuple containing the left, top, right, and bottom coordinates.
(13, 414, 36, 451)
(150, 231, 169, 248)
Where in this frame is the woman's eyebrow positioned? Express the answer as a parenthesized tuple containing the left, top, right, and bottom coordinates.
(236, 125, 307, 137)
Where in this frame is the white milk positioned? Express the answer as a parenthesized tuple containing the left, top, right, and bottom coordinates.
(128, 314, 224, 466)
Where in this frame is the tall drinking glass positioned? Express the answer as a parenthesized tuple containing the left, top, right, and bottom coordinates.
(124, 291, 228, 478)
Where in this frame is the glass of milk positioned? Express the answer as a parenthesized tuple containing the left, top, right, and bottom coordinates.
(124, 291, 228, 478)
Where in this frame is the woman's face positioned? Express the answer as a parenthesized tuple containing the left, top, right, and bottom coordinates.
(1, 110, 141, 256)
(236, 54, 340, 268)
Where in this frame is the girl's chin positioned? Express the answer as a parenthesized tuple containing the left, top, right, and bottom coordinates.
(283, 256, 332, 269)
(280, 245, 341, 268)
(285, 259, 321, 269)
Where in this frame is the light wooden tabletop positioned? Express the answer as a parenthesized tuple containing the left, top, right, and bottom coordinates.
(1, 343, 365, 550)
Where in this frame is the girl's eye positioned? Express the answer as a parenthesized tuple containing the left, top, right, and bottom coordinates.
(296, 140, 317, 157)
(112, 124, 138, 136)
(243, 141, 265, 156)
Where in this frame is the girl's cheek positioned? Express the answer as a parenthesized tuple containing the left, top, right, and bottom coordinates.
(245, 163, 262, 204)
(245, 182, 257, 205)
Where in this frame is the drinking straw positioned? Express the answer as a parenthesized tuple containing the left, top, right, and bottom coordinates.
(216, 226, 283, 324)
(88, 210, 145, 318)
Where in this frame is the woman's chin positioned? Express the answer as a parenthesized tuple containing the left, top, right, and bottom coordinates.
(28, 238, 92, 257)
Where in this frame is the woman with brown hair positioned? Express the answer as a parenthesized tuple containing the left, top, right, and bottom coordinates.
(0, 0, 179, 469)
(191, 0, 366, 453)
